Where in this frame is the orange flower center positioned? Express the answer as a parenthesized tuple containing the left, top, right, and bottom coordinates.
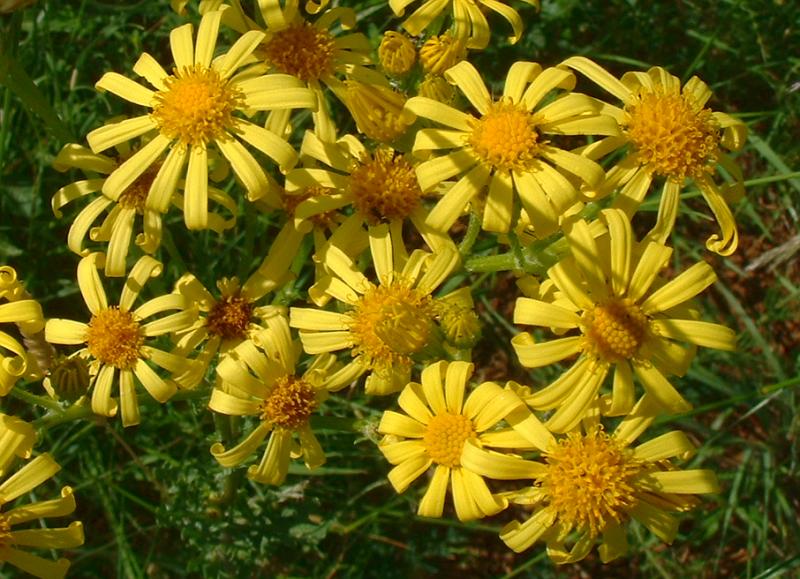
(423, 413, 475, 467)
(625, 88, 720, 180)
(469, 100, 541, 172)
(259, 375, 318, 429)
(152, 64, 242, 146)
(206, 293, 253, 341)
(263, 22, 335, 82)
(539, 429, 642, 537)
(583, 298, 648, 362)
(348, 282, 433, 369)
(349, 150, 422, 224)
(86, 307, 144, 369)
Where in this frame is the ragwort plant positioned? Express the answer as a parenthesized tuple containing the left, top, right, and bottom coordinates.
(1, 0, 798, 577)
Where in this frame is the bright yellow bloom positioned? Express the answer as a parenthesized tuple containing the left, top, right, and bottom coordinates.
(486, 395, 720, 563)
(290, 227, 471, 395)
(208, 315, 336, 485)
(378, 360, 542, 520)
(379, 31, 417, 76)
(87, 10, 317, 227)
(45, 254, 199, 427)
(52, 142, 236, 275)
(285, 131, 453, 254)
(389, 0, 539, 49)
(511, 209, 737, 432)
(563, 57, 748, 255)
(218, 0, 372, 141)
(0, 267, 44, 396)
(172, 232, 299, 387)
(0, 415, 84, 579)
(407, 61, 618, 234)
(419, 33, 466, 75)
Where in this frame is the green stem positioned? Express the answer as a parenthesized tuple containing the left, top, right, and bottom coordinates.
(457, 211, 482, 258)
(9, 387, 62, 412)
(33, 402, 94, 430)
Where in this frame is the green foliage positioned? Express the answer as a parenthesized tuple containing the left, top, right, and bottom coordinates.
(1, 0, 799, 577)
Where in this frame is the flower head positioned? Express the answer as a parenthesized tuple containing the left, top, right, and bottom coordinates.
(378, 360, 541, 520)
(562, 57, 748, 255)
(0, 415, 84, 579)
(511, 209, 737, 432)
(407, 61, 618, 234)
(209, 315, 336, 485)
(290, 227, 471, 395)
(171, 232, 297, 388)
(285, 132, 453, 255)
(45, 254, 198, 426)
(492, 395, 720, 564)
(379, 31, 417, 76)
(419, 33, 466, 75)
(222, 1, 373, 141)
(87, 10, 317, 227)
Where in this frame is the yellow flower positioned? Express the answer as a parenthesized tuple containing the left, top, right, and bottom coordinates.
(0, 267, 44, 396)
(208, 316, 336, 485)
(563, 57, 748, 255)
(486, 395, 720, 563)
(407, 61, 618, 234)
(419, 33, 466, 75)
(389, 0, 539, 49)
(285, 131, 452, 254)
(171, 232, 299, 386)
(378, 360, 541, 520)
(290, 226, 471, 395)
(52, 143, 236, 275)
(220, 0, 372, 142)
(86, 10, 317, 227)
(511, 209, 737, 432)
(0, 415, 84, 579)
(45, 254, 199, 427)
(379, 31, 417, 76)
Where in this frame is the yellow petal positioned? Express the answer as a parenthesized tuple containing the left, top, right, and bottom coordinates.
(95, 72, 154, 107)
(511, 333, 582, 368)
(417, 465, 450, 518)
(444, 61, 490, 115)
(387, 453, 431, 493)
(545, 362, 608, 433)
(631, 361, 691, 414)
(500, 506, 556, 552)
(0, 454, 59, 503)
(210, 421, 271, 468)
(169, 22, 194, 70)
(398, 382, 433, 425)
(461, 439, 544, 479)
(513, 298, 580, 329)
(640, 262, 716, 315)
(634, 431, 696, 462)
(378, 410, 426, 438)
(650, 319, 736, 351)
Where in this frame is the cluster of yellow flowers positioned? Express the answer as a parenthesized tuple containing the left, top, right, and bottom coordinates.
(1, 0, 748, 574)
